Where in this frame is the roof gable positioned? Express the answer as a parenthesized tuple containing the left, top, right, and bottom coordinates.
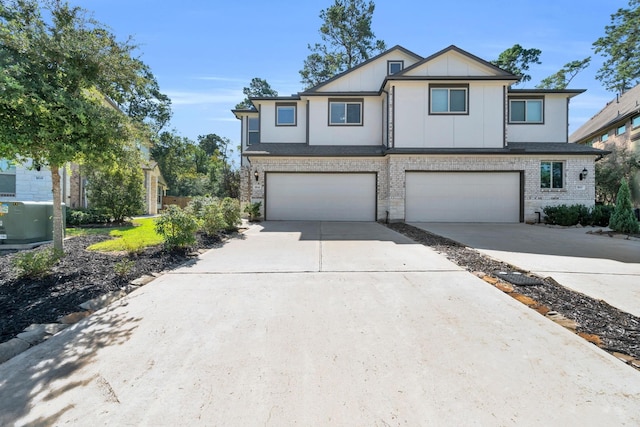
(302, 45, 422, 93)
(570, 84, 640, 143)
(398, 45, 518, 79)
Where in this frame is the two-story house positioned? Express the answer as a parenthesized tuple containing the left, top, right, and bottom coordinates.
(570, 84, 640, 205)
(233, 45, 606, 223)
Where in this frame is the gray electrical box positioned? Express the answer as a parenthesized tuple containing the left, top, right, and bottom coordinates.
(0, 201, 66, 245)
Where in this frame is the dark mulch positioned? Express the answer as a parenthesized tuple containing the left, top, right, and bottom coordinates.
(387, 222, 640, 362)
(0, 233, 224, 344)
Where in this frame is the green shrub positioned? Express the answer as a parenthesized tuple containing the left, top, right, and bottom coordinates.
(155, 205, 199, 250)
(542, 204, 593, 226)
(66, 208, 111, 226)
(591, 204, 614, 227)
(200, 202, 226, 236)
(187, 196, 216, 220)
(114, 259, 135, 277)
(13, 248, 63, 278)
(220, 197, 241, 231)
(244, 201, 261, 221)
(609, 179, 640, 234)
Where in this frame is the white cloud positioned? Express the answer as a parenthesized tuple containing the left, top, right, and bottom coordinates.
(165, 89, 242, 106)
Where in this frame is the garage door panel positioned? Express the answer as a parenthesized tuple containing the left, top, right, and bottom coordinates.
(266, 173, 376, 221)
(406, 172, 520, 222)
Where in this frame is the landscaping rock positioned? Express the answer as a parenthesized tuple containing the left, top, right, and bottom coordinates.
(79, 290, 128, 311)
(16, 323, 68, 345)
(0, 338, 30, 364)
(59, 311, 92, 325)
(131, 274, 156, 286)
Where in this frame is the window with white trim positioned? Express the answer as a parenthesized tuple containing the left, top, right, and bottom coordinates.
(430, 85, 468, 114)
(329, 100, 362, 125)
(540, 161, 564, 189)
(276, 103, 296, 126)
(388, 60, 403, 75)
(509, 99, 543, 123)
(0, 159, 16, 197)
(248, 117, 259, 144)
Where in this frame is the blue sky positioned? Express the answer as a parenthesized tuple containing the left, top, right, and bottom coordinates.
(81, 0, 629, 150)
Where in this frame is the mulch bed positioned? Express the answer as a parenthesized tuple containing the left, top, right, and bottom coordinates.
(387, 222, 640, 363)
(0, 233, 223, 344)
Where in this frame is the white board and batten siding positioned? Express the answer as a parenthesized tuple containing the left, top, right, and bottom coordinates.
(405, 172, 522, 223)
(266, 173, 376, 221)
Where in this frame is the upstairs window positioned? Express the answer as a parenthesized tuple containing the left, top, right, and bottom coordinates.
(276, 103, 297, 126)
(0, 159, 16, 197)
(540, 161, 564, 189)
(430, 85, 468, 114)
(387, 60, 404, 75)
(329, 99, 363, 125)
(509, 99, 543, 123)
(601, 132, 609, 142)
(617, 124, 626, 135)
(248, 117, 259, 145)
(633, 115, 640, 128)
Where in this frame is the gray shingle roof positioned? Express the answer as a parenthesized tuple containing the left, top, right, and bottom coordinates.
(244, 142, 607, 157)
(569, 84, 640, 143)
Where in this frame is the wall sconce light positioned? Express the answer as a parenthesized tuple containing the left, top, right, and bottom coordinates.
(254, 170, 259, 181)
(579, 168, 588, 181)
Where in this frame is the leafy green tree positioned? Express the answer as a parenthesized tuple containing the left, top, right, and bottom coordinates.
(595, 145, 640, 204)
(537, 57, 591, 89)
(235, 78, 278, 109)
(85, 150, 145, 223)
(491, 44, 542, 84)
(609, 178, 639, 234)
(0, 0, 158, 250)
(300, 0, 386, 89)
(593, 0, 640, 93)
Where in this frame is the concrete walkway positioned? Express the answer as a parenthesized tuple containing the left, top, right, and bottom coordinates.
(0, 222, 639, 426)
(411, 223, 640, 317)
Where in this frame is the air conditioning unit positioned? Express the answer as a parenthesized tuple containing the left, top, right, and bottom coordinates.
(0, 201, 66, 246)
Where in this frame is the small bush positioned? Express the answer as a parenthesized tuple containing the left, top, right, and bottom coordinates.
(114, 259, 135, 277)
(220, 197, 241, 231)
(244, 202, 262, 221)
(591, 204, 614, 227)
(187, 196, 216, 220)
(66, 208, 111, 226)
(155, 205, 199, 250)
(609, 179, 640, 234)
(13, 248, 63, 278)
(543, 204, 585, 226)
(201, 202, 226, 236)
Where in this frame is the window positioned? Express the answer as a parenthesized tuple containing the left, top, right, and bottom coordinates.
(540, 161, 564, 189)
(633, 115, 640, 128)
(248, 117, 259, 144)
(601, 132, 609, 142)
(509, 99, 543, 123)
(0, 159, 16, 197)
(387, 60, 403, 75)
(276, 103, 296, 126)
(617, 124, 626, 135)
(329, 100, 363, 125)
(430, 85, 468, 114)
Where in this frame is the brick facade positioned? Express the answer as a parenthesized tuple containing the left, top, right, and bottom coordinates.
(245, 155, 597, 223)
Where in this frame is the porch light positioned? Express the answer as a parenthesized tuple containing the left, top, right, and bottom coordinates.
(254, 170, 259, 181)
(579, 168, 588, 181)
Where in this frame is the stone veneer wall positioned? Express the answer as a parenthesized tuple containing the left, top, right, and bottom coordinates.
(245, 154, 598, 223)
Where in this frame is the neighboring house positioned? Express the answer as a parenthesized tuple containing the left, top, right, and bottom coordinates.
(569, 84, 640, 205)
(233, 45, 606, 223)
(0, 151, 167, 215)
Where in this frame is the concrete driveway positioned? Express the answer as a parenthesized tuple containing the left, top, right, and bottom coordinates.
(0, 222, 639, 426)
(411, 223, 640, 317)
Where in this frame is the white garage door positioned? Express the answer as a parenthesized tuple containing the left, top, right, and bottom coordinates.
(266, 173, 376, 221)
(405, 172, 521, 222)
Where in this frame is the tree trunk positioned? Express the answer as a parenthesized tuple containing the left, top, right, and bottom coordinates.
(50, 165, 64, 252)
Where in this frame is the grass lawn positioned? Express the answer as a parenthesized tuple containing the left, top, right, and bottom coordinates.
(66, 218, 163, 252)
